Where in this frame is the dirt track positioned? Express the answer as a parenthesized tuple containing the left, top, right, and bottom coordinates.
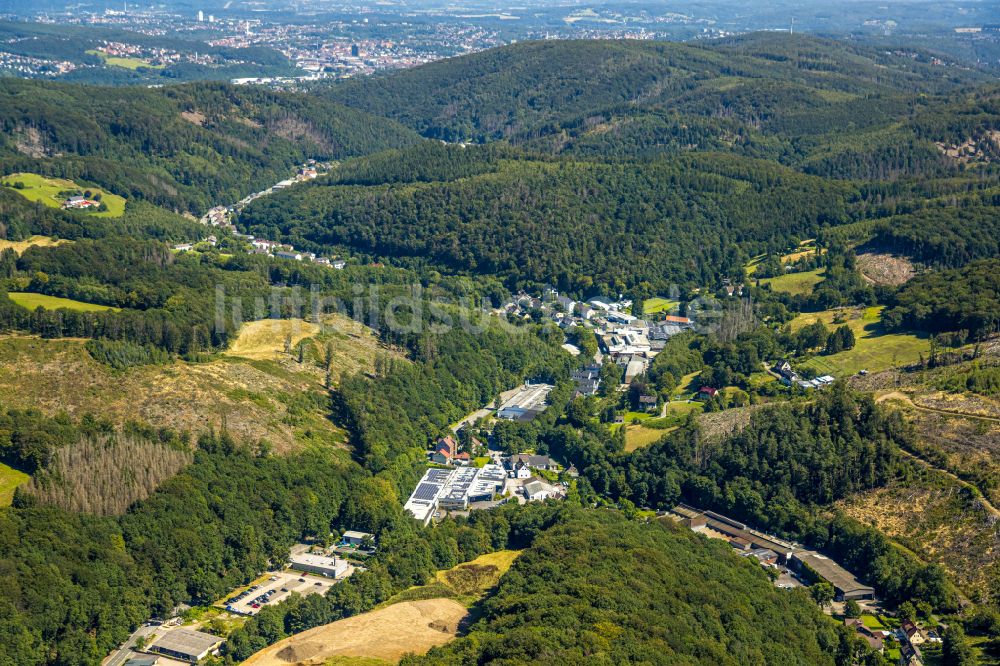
(879, 392, 1000, 518)
(242, 598, 467, 665)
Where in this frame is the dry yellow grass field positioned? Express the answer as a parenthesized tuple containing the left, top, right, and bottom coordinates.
(0, 315, 397, 453)
(0, 235, 70, 255)
(244, 551, 522, 666)
(242, 598, 467, 666)
(624, 424, 670, 452)
(225, 319, 321, 360)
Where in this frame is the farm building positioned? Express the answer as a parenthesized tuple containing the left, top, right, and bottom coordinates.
(146, 628, 223, 663)
(522, 478, 557, 501)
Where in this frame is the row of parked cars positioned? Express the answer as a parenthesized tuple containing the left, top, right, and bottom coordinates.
(224, 584, 272, 612)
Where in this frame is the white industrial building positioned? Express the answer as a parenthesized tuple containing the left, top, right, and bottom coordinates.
(403, 464, 507, 523)
(289, 552, 349, 578)
(496, 383, 554, 421)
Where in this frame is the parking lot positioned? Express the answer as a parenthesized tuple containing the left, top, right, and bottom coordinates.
(773, 567, 806, 590)
(222, 570, 337, 616)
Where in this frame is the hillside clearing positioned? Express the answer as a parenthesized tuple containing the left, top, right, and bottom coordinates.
(624, 424, 670, 452)
(7, 292, 120, 312)
(227, 319, 322, 360)
(245, 552, 521, 666)
(643, 297, 680, 314)
(856, 251, 915, 286)
(0, 332, 375, 454)
(85, 49, 164, 70)
(387, 550, 522, 607)
(758, 268, 825, 296)
(1, 172, 126, 217)
(837, 471, 1000, 604)
(0, 235, 70, 255)
(242, 598, 467, 666)
(791, 306, 929, 376)
(0, 462, 29, 506)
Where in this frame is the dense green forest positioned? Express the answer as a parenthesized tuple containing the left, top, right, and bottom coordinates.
(884, 259, 1000, 337)
(0, 78, 418, 211)
(322, 35, 989, 147)
(238, 143, 854, 293)
(866, 204, 1000, 268)
(409, 510, 861, 666)
(336, 321, 575, 490)
(538, 385, 959, 612)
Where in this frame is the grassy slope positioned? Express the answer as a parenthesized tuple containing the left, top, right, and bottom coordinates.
(791, 306, 929, 376)
(245, 551, 522, 666)
(7, 292, 120, 312)
(0, 315, 394, 453)
(759, 268, 825, 295)
(624, 424, 670, 452)
(643, 297, 680, 314)
(2, 173, 126, 217)
(85, 50, 164, 70)
(0, 462, 29, 506)
(0, 235, 70, 255)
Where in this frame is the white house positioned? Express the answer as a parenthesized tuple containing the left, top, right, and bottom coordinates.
(523, 479, 554, 501)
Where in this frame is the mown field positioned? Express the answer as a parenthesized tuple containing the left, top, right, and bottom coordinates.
(7, 292, 120, 312)
(85, 49, 164, 70)
(0, 462, 29, 507)
(1, 172, 126, 217)
(0, 235, 70, 255)
(624, 424, 670, 452)
(245, 551, 522, 666)
(791, 306, 929, 376)
(759, 268, 825, 296)
(643, 297, 680, 314)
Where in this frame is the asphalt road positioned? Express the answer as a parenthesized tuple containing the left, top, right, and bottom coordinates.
(103, 623, 159, 666)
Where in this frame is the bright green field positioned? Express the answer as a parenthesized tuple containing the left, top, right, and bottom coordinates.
(85, 49, 164, 70)
(7, 292, 120, 313)
(759, 268, 825, 296)
(791, 306, 929, 376)
(0, 462, 29, 506)
(2, 172, 126, 217)
(860, 614, 886, 630)
(643, 297, 680, 314)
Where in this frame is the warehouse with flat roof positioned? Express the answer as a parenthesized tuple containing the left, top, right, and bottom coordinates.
(404, 465, 507, 521)
(147, 628, 223, 663)
(289, 552, 349, 578)
(496, 383, 553, 421)
(792, 551, 875, 601)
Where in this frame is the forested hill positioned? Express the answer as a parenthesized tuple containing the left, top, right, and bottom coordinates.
(321, 33, 988, 150)
(238, 143, 854, 292)
(409, 509, 851, 666)
(0, 79, 420, 212)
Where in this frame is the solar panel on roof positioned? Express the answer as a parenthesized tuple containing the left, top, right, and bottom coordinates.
(413, 483, 440, 501)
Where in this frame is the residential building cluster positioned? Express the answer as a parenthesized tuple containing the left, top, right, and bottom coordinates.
(773, 360, 836, 390)
(184, 163, 346, 269)
(499, 286, 699, 397)
(0, 51, 76, 77)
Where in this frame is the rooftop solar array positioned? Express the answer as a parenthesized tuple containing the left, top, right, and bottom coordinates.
(412, 483, 441, 502)
(404, 464, 509, 518)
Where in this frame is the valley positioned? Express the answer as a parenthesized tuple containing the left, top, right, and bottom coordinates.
(0, 25, 997, 666)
